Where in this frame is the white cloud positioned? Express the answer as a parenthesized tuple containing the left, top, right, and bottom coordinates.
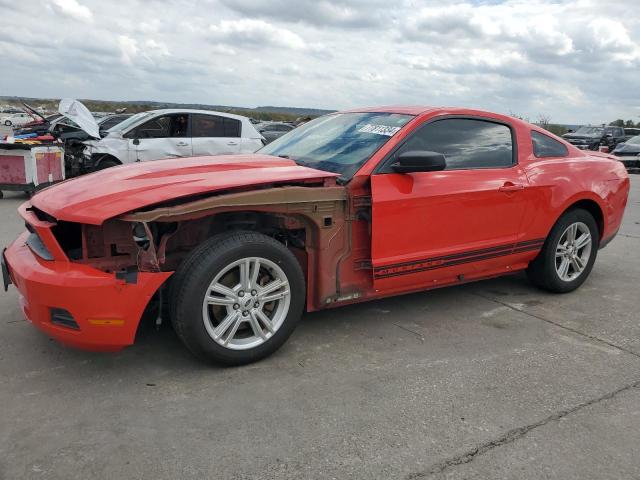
(51, 0, 92, 21)
(209, 19, 306, 50)
(118, 35, 138, 65)
(117, 36, 170, 66)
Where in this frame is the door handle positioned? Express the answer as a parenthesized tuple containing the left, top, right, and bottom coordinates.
(498, 182, 525, 192)
(227, 141, 239, 146)
(175, 141, 188, 147)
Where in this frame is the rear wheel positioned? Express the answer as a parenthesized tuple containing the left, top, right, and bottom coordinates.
(4, 120, 11, 126)
(169, 231, 305, 365)
(527, 209, 599, 293)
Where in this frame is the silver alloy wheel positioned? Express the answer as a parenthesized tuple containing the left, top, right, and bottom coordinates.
(201, 257, 291, 350)
(555, 221, 592, 282)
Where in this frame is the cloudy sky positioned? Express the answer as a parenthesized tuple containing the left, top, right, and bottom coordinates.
(1, 0, 639, 123)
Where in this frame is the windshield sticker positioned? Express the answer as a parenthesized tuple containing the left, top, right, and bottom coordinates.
(358, 124, 401, 136)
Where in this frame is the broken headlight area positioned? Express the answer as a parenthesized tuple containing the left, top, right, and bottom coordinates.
(25, 231, 53, 261)
(50, 219, 182, 275)
(52, 219, 139, 271)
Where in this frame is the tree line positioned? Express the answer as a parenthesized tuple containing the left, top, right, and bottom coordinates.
(609, 119, 640, 128)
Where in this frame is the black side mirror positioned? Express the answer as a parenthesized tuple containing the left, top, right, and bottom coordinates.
(391, 151, 446, 173)
(132, 138, 140, 145)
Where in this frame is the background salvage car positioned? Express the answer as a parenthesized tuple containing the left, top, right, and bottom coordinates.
(3, 107, 630, 366)
(96, 113, 133, 131)
(1, 111, 34, 127)
(563, 125, 625, 151)
(256, 121, 295, 144)
(72, 107, 265, 171)
(612, 135, 640, 169)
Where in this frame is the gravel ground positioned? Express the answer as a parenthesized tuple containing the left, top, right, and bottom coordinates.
(0, 175, 638, 480)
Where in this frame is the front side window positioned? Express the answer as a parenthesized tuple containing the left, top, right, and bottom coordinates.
(192, 114, 241, 138)
(531, 131, 568, 158)
(397, 118, 514, 169)
(110, 111, 154, 133)
(129, 114, 188, 139)
(260, 112, 413, 179)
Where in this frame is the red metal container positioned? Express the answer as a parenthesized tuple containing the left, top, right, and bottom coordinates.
(0, 144, 65, 198)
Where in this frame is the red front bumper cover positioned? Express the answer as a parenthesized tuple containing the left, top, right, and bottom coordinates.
(4, 203, 171, 351)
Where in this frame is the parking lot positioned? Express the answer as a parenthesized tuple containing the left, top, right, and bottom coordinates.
(0, 176, 638, 479)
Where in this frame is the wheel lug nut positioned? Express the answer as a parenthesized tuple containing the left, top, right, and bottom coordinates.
(251, 289, 257, 296)
(238, 291, 245, 297)
(254, 302, 260, 308)
(233, 303, 239, 310)
(242, 311, 248, 317)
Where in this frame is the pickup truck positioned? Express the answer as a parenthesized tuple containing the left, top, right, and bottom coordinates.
(3, 106, 630, 365)
(563, 125, 626, 151)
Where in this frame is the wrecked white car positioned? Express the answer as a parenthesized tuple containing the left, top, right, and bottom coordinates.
(59, 100, 265, 174)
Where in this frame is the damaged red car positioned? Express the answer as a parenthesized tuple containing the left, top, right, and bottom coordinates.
(3, 107, 630, 365)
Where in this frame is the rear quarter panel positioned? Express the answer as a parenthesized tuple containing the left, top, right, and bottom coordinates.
(521, 144, 629, 244)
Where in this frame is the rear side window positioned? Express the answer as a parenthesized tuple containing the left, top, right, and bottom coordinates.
(399, 118, 514, 169)
(531, 131, 568, 158)
(192, 114, 241, 138)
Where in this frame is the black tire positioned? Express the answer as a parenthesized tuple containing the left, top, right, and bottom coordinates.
(169, 231, 305, 365)
(95, 157, 120, 170)
(4, 120, 11, 126)
(526, 209, 599, 293)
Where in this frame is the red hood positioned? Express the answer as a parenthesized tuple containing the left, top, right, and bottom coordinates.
(31, 154, 338, 224)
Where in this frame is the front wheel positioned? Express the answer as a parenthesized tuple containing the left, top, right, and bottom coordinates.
(526, 209, 599, 293)
(169, 231, 305, 365)
(4, 120, 11, 126)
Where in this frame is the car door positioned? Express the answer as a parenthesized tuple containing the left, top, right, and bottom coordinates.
(191, 114, 241, 156)
(370, 117, 530, 289)
(127, 113, 192, 162)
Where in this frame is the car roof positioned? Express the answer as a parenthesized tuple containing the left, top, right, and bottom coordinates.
(340, 106, 440, 115)
(144, 109, 250, 121)
(337, 106, 529, 121)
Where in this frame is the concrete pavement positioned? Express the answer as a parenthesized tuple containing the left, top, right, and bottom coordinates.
(0, 177, 638, 480)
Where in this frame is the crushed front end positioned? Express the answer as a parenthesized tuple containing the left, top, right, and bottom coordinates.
(3, 202, 171, 351)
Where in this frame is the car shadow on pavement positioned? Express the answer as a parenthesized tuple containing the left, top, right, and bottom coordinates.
(12, 271, 545, 377)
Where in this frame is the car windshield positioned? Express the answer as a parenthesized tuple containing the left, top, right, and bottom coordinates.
(627, 135, 640, 145)
(259, 112, 413, 179)
(107, 111, 154, 133)
(574, 126, 604, 135)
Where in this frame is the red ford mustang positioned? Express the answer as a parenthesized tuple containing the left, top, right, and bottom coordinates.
(2, 106, 630, 365)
